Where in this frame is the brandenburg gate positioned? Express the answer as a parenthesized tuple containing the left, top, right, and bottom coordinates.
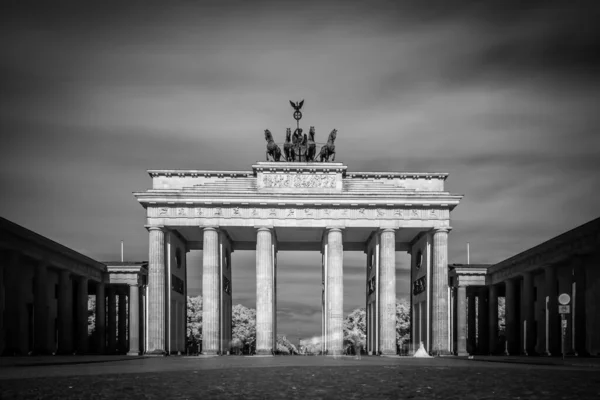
(134, 160, 462, 355)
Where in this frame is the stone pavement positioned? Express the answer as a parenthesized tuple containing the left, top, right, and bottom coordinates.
(1, 355, 599, 399)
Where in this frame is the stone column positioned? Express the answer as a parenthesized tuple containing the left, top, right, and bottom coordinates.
(522, 271, 535, 355)
(379, 228, 396, 355)
(545, 266, 559, 355)
(127, 284, 140, 356)
(76, 276, 89, 354)
(202, 227, 220, 355)
(107, 286, 117, 354)
(488, 285, 499, 354)
(118, 290, 127, 353)
(147, 226, 166, 354)
(256, 227, 274, 355)
(34, 260, 51, 354)
(467, 291, 476, 354)
(326, 228, 344, 355)
(457, 286, 467, 356)
(477, 287, 489, 354)
(57, 270, 73, 354)
(573, 260, 587, 356)
(96, 282, 106, 354)
(505, 279, 518, 355)
(431, 228, 450, 355)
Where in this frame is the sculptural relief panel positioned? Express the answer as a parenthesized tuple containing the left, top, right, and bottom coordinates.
(148, 206, 449, 220)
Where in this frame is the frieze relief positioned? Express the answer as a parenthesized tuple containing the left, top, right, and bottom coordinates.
(261, 174, 337, 188)
(149, 206, 449, 220)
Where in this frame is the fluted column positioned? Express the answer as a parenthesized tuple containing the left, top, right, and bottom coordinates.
(118, 291, 127, 353)
(147, 226, 166, 354)
(522, 272, 535, 355)
(379, 228, 396, 355)
(327, 228, 344, 355)
(76, 276, 89, 354)
(545, 266, 559, 355)
(457, 286, 467, 356)
(505, 279, 518, 355)
(96, 282, 106, 354)
(57, 270, 73, 354)
(467, 291, 476, 354)
(488, 285, 498, 354)
(256, 227, 274, 355)
(127, 284, 140, 356)
(431, 228, 450, 355)
(202, 227, 220, 355)
(34, 261, 51, 354)
(477, 288, 489, 354)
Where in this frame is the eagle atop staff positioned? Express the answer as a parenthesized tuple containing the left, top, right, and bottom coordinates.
(289, 99, 304, 111)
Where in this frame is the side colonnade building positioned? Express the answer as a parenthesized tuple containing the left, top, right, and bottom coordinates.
(0, 217, 147, 356)
(134, 161, 463, 355)
(449, 217, 600, 357)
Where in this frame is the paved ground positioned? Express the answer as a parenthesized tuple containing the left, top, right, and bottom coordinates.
(1, 356, 599, 399)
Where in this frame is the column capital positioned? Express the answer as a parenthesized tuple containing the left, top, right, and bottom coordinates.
(432, 227, 451, 234)
(203, 226, 219, 232)
(255, 226, 273, 232)
(146, 225, 165, 232)
(325, 227, 345, 232)
(379, 228, 396, 234)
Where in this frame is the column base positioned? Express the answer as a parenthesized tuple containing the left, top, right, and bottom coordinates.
(432, 350, 453, 356)
(457, 351, 469, 356)
(127, 351, 141, 356)
(145, 349, 166, 356)
(380, 350, 396, 356)
(256, 349, 273, 356)
(202, 350, 219, 355)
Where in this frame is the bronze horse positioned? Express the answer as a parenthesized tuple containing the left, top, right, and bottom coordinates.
(319, 129, 337, 162)
(307, 126, 316, 161)
(283, 128, 293, 161)
(264, 129, 282, 161)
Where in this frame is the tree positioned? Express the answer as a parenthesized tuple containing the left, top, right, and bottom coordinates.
(232, 303, 256, 354)
(187, 295, 202, 351)
(343, 299, 411, 354)
(396, 298, 410, 347)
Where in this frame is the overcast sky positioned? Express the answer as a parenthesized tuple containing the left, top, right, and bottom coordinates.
(2, 0, 599, 342)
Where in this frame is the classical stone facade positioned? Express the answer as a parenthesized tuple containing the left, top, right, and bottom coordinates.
(0, 217, 147, 357)
(449, 217, 600, 356)
(134, 161, 462, 355)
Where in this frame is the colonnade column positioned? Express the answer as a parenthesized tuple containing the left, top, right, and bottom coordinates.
(573, 259, 587, 356)
(96, 282, 106, 354)
(488, 284, 498, 354)
(431, 228, 450, 355)
(34, 261, 51, 354)
(202, 227, 220, 355)
(456, 286, 467, 356)
(545, 265, 559, 355)
(522, 271, 535, 355)
(77, 277, 89, 354)
(379, 229, 396, 355)
(326, 228, 344, 355)
(467, 291, 476, 354)
(505, 279, 518, 355)
(118, 290, 127, 352)
(256, 227, 274, 355)
(57, 270, 73, 354)
(147, 226, 166, 354)
(127, 283, 140, 356)
(107, 286, 117, 353)
(477, 287, 489, 354)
